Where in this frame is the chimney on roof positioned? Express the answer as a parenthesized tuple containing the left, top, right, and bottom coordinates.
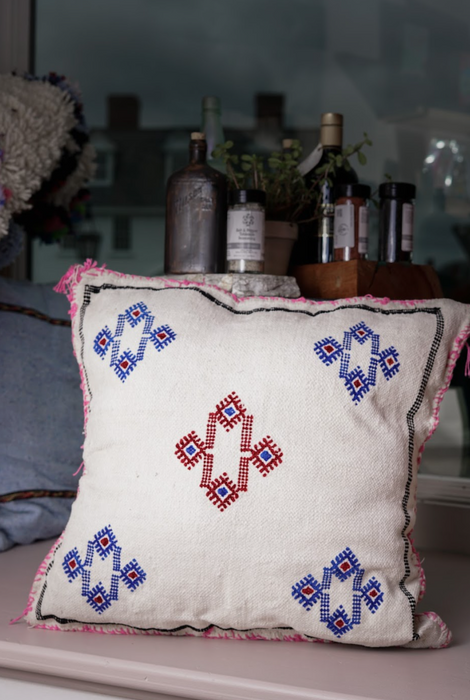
(107, 95, 140, 130)
(255, 93, 284, 130)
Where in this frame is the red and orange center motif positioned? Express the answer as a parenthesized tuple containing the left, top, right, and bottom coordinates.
(353, 379, 362, 389)
(302, 585, 315, 596)
(387, 357, 394, 366)
(340, 561, 351, 572)
(369, 589, 378, 598)
(324, 344, 334, 354)
(120, 360, 129, 370)
(94, 595, 103, 604)
(69, 559, 76, 569)
(99, 337, 107, 347)
(132, 310, 140, 317)
(157, 331, 167, 340)
(336, 619, 345, 628)
(100, 537, 109, 547)
(128, 571, 138, 580)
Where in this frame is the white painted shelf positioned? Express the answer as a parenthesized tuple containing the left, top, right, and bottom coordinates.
(1, 540, 469, 700)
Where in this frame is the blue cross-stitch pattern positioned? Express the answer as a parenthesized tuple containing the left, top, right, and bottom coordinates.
(344, 367, 371, 405)
(149, 324, 177, 352)
(62, 548, 85, 582)
(93, 327, 114, 359)
(62, 526, 147, 615)
(314, 336, 343, 366)
(331, 547, 361, 581)
(225, 406, 236, 417)
(291, 574, 323, 610)
(120, 559, 147, 592)
(260, 449, 273, 463)
(113, 350, 138, 382)
(313, 321, 401, 405)
(86, 583, 113, 614)
(125, 302, 150, 327)
(217, 486, 229, 498)
(379, 346, 400, 380)
(361, 577, 384, 613)
(186, 444, 197, 456)
(92, 525, 119, 560)
(351, 321, 373, 345)
(327, 606, 354, 637)
(292, 547, 384, 639)
(93, 303, 176, 382)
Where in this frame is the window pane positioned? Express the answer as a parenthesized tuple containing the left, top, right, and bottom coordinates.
(33, 0, 470, 297)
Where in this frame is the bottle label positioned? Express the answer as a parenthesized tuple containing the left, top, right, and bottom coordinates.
(227, 210, 265, 261)
(334, 203, 355, 248)
(174, 184, 215, 214)
(401, 203, 414, 252)
(358, 206, 369, 254)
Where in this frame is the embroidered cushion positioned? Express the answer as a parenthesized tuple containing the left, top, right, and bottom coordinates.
(0, 278, 81, 551)
(22, 262, 470, 648)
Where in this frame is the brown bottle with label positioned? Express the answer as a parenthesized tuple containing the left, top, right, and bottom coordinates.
(165, 132, 227, 274)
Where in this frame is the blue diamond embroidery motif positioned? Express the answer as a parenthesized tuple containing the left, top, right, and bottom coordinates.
(344, 367, 371, 404)
(93, 526, 118, 560)
(113, 350, 138, 382)
(94, 327, 114, 359)
(260, 450, 273, 463)
(224, 406, 236, 417)
(125, 302, 150, 327)
(379, 347, 400, 380)
(292, 547, 384, 638)
(350, 322, 373, 345)
(120, 559, 147, 592)
(331, 547, 361, 581)
(314, 336, 343, 366)
(149, 325, 176, 352)
(291, 575, 323, 610)
(361, 578, 384, 613)
(185, 444, 197, 457)
(217, 486, 229, 498)
(87, 583, 113, 614)
(314, 322, 400, 405)
(63, 548, 85, 582)
(327, 606, 354, 637)
(63, 525, 147, 614)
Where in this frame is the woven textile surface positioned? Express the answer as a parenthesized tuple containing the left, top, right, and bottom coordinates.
(0, 278, 81, 551)
(22, 262, 470, 648)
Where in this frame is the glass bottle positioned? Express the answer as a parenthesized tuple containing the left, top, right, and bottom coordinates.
(334, 184, 371, 261)
(378, 182, 416, 263)
(201, 96, 226, 173)
(226, 189, 266, 274)
(165, 132, 227, 274)
(290, 113, 358, 266)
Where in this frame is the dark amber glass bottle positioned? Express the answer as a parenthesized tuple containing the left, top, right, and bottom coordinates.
(164, 132, 227, 274)
(290, 113, 358, 266)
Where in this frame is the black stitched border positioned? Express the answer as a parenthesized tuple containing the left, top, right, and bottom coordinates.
(35, 283, 444, 641)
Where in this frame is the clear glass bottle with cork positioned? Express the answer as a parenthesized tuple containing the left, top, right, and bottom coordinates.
(165, 132, 227, 274)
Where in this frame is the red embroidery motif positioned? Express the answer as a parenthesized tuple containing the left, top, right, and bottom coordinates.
(175, 392, 283, 511)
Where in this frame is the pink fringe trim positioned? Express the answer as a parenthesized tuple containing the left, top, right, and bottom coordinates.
(465, 341, 470, 377)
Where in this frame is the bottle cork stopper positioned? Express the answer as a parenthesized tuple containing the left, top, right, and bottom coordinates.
(191, 132, 205, 140)
(282, 139, 294, 149)
(321, 113, 343, 126)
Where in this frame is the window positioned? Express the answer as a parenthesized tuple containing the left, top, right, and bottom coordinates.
(113, 216, 131, 251)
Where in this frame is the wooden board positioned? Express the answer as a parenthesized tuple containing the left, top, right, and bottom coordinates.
(293, 260, 443, 300)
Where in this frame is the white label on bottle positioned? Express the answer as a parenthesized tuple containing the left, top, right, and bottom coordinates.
(401, 203, 414, 252)
(334, 202, 355, 248)
(298, 143, 323, 177)
(358, 206, 369, 254)
(227, 210, 265, 261)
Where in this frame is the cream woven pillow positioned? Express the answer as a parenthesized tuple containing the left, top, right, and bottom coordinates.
(21, 262, 470, 648)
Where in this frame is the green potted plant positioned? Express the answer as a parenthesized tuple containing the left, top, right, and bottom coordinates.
(213, 137, 371, 275)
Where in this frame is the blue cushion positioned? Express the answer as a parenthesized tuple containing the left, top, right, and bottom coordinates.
(0, 278, 82, 550)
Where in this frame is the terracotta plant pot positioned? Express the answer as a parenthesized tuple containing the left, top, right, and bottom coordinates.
(264, 221, 298, 276)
